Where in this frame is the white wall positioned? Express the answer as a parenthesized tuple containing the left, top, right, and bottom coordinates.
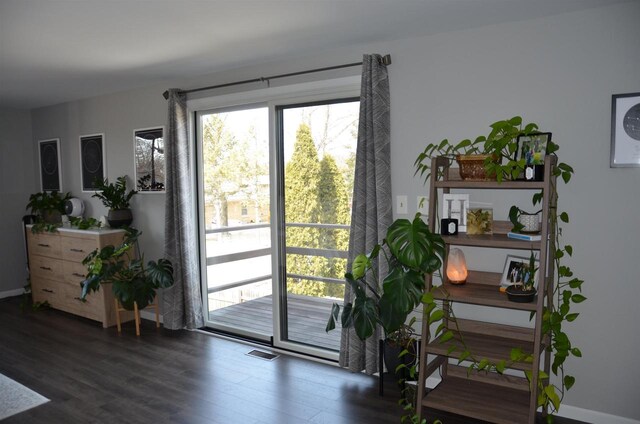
(0, 107, 35, 295)
(27, 2, 640, 420)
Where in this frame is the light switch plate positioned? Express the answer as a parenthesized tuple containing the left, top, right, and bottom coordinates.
(396, 195, 408, 214)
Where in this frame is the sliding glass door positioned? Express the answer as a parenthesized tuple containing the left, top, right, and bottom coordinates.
(198, 106, 272, 341)
(197, 91, 359, 357)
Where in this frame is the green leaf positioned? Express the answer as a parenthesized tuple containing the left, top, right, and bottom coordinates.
(440, 330, 454, 343)
(428, 309, 444, 325)
(386, 214, 445, 272)
(352, 296, 378, 340)
(564, 375, 576, 390)
(146, 258, 174, 289)
(458, 350, 470, 363)
(571, 294, 587, 304)
(422, 292, 434, 305)
(477, 358, 489, 370)
(341, 303, 353, 328)
(351, 253, 371, 280)
(565, 245, 573, 256)
(532, 192, 543, 206)
(326, 303, 340, 332)
(560, 212, 569, 223)
(496, 360, 506, 373)
(569, 278, 584, 290)
(544, 385, 561, 411)
(571, 347, 582, 357)
(565, 313, 579, 322)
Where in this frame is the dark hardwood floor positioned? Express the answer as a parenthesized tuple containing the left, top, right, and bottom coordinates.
(0, 297, 586, 424)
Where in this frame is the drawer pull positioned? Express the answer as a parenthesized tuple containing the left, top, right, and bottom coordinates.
(37, 243, 50, 248)
(72, 272, 85, 278)
(39, 266, 52, 271)
(42, 288, 54, 293)
(70, 248, 85, 253)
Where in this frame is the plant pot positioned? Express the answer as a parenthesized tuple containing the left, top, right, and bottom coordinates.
(517, 211, 541, 233)
(505, 285, 536, 303)
(383, 338, 417, 379)
(107, 209, 133, 228)
(42, 210, 62, 224)
(456, 154, 497, 181)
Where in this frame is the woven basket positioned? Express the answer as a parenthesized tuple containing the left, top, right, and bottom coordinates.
(456, 154, 496, 181)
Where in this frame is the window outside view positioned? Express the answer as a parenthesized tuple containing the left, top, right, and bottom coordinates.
(201, 100, 359, 351)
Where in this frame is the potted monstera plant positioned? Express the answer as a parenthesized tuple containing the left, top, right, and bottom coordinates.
(93, 176, 137, 228)
(80, 228, 174, 310)
(326, 213, 445, 376)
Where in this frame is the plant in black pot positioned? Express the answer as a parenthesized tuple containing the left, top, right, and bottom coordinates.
(93, 176, 137, 228)
(26, 191, 71, 226)
(80, 228, 174, 310)
(326, 213, 445, 376)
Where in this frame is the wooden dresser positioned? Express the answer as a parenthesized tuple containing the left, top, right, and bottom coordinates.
(26, 226, 129, 328)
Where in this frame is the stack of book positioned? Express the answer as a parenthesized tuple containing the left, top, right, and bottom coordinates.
(506, 232, 541, 241)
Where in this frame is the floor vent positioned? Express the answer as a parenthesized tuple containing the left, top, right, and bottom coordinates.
(246, 349, 279, 361)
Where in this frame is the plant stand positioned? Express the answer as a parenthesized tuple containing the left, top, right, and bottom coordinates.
(114, 298, 160, 336)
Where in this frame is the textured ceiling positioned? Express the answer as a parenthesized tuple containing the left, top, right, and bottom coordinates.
(0, 0, 629, 109)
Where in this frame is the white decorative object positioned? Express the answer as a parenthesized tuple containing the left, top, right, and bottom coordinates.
(442, 194, 469, 232)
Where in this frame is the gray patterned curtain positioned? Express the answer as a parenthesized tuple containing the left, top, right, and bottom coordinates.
(163, 89, 204, 330)
(339, 54, 392, 373)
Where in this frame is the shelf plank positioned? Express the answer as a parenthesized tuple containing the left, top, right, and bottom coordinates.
(427, 330, 534, 371)
(434, 179, 545, 190)
(442, 233, 541, 249)
(433, 282, 538, 311)
(422, 375, 531, 424)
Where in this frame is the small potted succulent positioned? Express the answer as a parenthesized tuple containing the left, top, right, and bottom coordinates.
(93, 176, 137, 228)
(505, 252, 538, 303)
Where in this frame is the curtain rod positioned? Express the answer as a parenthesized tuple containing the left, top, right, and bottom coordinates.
(162, 54, 391, 99)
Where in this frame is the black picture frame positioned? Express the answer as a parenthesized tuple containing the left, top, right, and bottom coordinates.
(611, 92, 640, 168)
(38, 138, 62, 192)
(80, 133, 106, 191)
(516, 132, 552, 165)
(134, 126, 165, 193)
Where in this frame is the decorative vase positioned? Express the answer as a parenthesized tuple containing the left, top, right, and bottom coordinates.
(107, 209, 133, 228)
(518, 211, 541, 233)
(42, 210, 62, 224)
(456, 154, 496, 181)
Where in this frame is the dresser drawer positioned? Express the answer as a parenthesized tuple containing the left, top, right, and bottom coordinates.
(61, 236, 98, 263)
(58, 283, 103, 321)
(31, 277, 64, 306)
(63, 261, 88, 285)
(30, 255, 64, 281)
(27, 232, 62, 258)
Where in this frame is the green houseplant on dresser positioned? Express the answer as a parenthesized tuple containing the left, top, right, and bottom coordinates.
(92, 175, 137, 228)
(413, 117, 583, 423)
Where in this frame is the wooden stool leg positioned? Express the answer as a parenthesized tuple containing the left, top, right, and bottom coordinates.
(115, 299, 122, 333)
(134, 302, 141, 336)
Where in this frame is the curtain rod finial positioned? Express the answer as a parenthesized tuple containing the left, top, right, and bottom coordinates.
(162, 90, 169, 100)
(382, 54, 392, 66)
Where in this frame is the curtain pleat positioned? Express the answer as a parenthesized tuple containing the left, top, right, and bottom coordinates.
(339, 54, 392, 374)
(162, 89, 204, 330)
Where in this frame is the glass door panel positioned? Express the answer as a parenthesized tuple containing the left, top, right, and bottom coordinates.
(279, 99, 359, 351)
(199, 106, 272, 340)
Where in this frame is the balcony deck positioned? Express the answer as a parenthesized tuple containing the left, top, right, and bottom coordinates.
(208, 293, 343, 350)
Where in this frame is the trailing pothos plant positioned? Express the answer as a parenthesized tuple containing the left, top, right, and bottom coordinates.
(416, 124, 585, 422)
(414, 116, 542, 182)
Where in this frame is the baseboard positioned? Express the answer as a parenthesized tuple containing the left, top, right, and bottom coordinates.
(0, 289, 25, 299)
(139, 309, 163, 324)
(424, 375, 639, 424)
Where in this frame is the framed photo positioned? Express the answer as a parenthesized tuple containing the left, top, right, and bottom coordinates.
(516, 132, 552, 165)
(79, 133, 106, 192)
(134, 127, 165, 193)
(442, 193, 469, 232)
(611, 92, 640, 167)
(500, 254, 540, 288)
(38, 138, 62, 191)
